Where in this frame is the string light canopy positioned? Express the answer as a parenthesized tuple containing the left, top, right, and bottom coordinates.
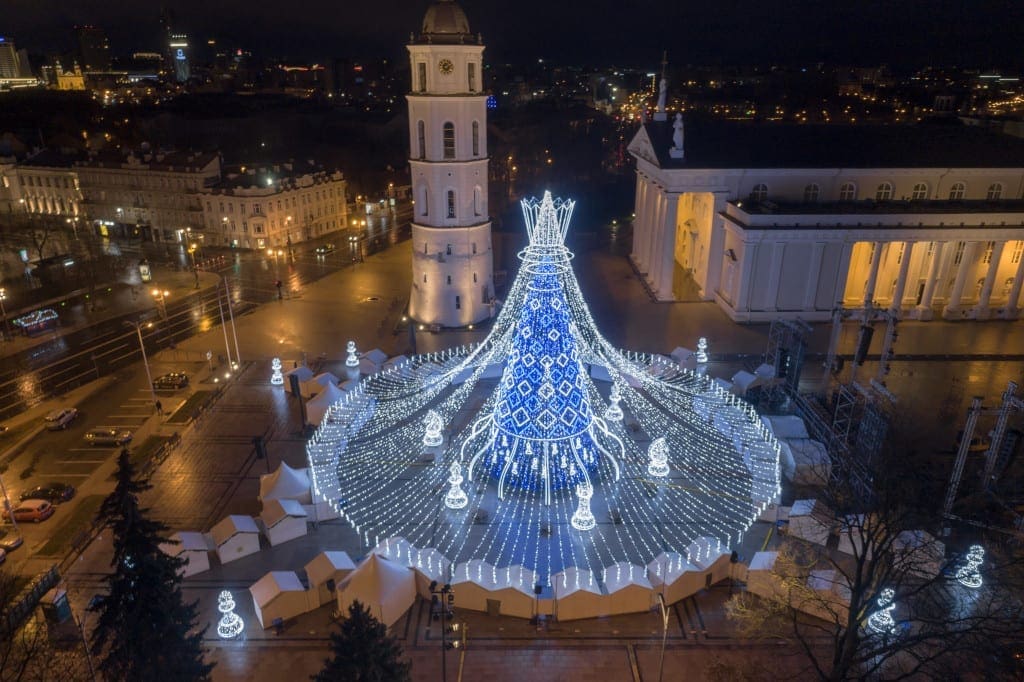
(306, 191, 780, 586)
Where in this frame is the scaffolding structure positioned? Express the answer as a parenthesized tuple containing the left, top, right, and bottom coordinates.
(762, 318, 812, 408)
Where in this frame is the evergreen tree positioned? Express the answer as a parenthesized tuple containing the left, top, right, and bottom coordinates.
(312, 601, 411, 682)
(89, 448, 214, 681)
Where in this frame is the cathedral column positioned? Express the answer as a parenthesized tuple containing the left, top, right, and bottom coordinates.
(734, 242, 758, 312)
(639, 181, 657, 274)
(802, 242, 826, 311)
(863, 241, 884, 306)
(647, 190, 666, 286)
(943, 241, 977, 318)
(631, 174, 645, 264)
(655, 193, 680, 300)
(974, 240, 1005, 319)
(1003, 246, 1024, 318)
(764, 242, 786, 312)
(835, 242, 855, 307)
(889, 241, 915, 317)
(915, 241, 945, 320)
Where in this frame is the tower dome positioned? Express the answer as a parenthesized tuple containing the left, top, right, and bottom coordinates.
(419, 0, 473, 43)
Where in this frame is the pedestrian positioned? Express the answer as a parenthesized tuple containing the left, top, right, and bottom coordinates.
(275, 279, 283, 300)
(155, 400, 163, 416)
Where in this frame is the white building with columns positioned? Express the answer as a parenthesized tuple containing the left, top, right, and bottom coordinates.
(629, 115, 1024, 322)
(406, 0, 495, 327)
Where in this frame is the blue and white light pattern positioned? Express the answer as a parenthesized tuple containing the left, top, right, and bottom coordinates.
(305, 191, 781, 583)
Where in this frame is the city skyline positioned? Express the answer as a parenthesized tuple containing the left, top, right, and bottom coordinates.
(4, 0, 1024, 69)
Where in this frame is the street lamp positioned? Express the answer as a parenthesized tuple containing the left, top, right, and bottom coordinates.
(124, 320, 159, 408)
(151, 288, 170, 320)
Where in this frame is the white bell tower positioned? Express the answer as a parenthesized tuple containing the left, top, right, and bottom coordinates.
(407, 0, 494, 327)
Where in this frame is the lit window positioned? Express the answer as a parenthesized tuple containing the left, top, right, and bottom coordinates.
(949, 182, 966, 200)
(1012, 241, 1023, 265)
(839, 182, 856, 201)
(953, 241, 966, 265)
(911, 183, 928, 200)
(982, 241, 995, 264)
(875, 183, 893, 201)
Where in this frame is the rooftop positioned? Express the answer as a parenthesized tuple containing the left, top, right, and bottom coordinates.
(733, 198, 1024, 216)
(640, 118, 1024, 169)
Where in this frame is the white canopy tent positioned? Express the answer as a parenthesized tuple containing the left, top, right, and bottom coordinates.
(209, 515, 261, 565)
(761, 414, 809, 440)
(306, 381, 345, 426)
(259, 461, 312, 505)
(451, 560, 500, 613)
(647, 552, 703, 605)
(305, 551, 357, 607)
(259, 498, 308, 547)
(553, 567, 603, 621)
(336, 553, 417, 628)
(779, 438, 831, 486)
(492, 566, 539, 619)
(410, 547, 451, 598)
(160, 531, 211, 577)
(602, 562, 654, 616)
(250, 571, 308, 628)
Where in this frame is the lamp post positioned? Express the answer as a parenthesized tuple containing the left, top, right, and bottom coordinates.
(125, 320, 158, 408)
(187, 243, 199, 288)
(656, 593, 670, 682)
(151, 288, 170, 320)
(429, 581, 455, 682)
(0, 287, 9, 341)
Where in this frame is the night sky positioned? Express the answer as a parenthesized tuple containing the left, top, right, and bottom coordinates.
(4, 0, 1023, 69)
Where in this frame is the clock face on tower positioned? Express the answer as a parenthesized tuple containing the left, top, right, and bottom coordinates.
(438, 58, 454, 75)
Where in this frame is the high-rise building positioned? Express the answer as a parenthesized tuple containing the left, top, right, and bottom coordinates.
(76, 26, 111, 71)
(0, 37, 21, 78)
(169, 34, 190, 83)
(407, 0, 494, 327)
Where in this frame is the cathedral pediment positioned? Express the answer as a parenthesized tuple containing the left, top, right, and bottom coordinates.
(627, 127, 660, 167)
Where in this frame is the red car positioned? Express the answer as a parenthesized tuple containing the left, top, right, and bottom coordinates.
(3, 499, 55, 523)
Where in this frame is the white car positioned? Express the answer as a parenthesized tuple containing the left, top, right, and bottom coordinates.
(44, 408, 79, 430)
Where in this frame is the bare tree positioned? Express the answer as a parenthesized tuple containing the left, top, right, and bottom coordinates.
(724, 429, 1024, 681)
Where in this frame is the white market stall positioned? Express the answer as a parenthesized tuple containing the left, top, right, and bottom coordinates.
(336, 553, 417, 628)
(410, 547, 451, 598)
(788, 499, 833, 547)
(553, 567, 603, 621)
(491, 566, 543, 619)
(686, 536, 732, 586)
(306, 382, 345, 426)
(259, 498, 308, 547)
(160, 531, 211, 577)
(250, 571, 308, 628)
(647, 552, 703, 605)
(779, 438, 831, 486)
(210, 515, 261, 565)
(602, 563, 654, 616)
(305, 551, 357, 607)
(451, 560, 500, 613)
(744, 551, 785, 601)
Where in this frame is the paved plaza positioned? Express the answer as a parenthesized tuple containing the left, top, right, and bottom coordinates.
(4, 236, 1024, 680)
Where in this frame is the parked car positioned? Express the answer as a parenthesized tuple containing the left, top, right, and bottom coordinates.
(0, 529, 23, 551)
(315, 243, 336, 255)
(44, 407, 78, 430)
(19, 482, 76, 504)
(85, 428, 133, 447)
(153, 372, 189, 390)
(3, 499, 55, 523)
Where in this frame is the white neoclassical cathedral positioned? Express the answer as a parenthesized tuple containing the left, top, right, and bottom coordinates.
(407, 0, 495, 327)
(629, 83, 1024, 322)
